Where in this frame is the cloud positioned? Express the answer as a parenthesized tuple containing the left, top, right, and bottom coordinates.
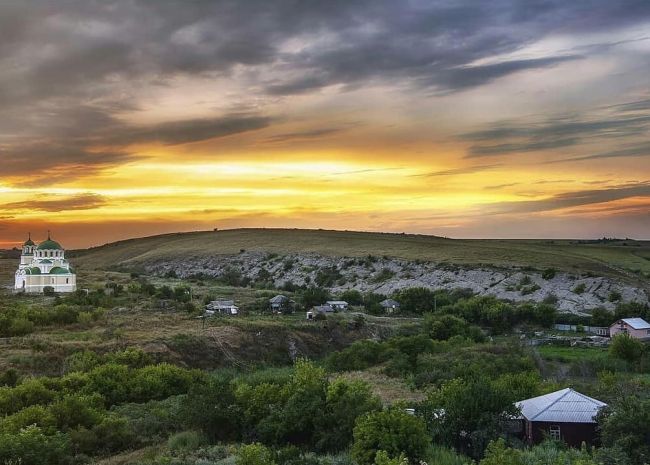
(1, 194, 107, 212)
(415, 164, 501, 177)
(487, 182, 650, 214)
(461, 100, 650, 159)
(263, 127, 345, 143)
(547, 142, 650, 163)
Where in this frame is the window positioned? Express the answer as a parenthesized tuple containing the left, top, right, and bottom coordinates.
(549, 425, 561, 441)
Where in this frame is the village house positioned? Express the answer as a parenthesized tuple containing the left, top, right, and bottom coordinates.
(206, 300, 239, 315)
(380, 298, 400, 313)
(516, 388, 607, 447)
(326, 300, 349, 311)
(312, 304, 333, 314)
(269, 294, 293, 313)
(609, 318, 650, 341)
(554, 324, 609, 336)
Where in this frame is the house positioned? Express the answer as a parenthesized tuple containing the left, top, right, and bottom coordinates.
(609, 318, 650, 341)
(14, 232, 77, 293)
(516, 388, 607, 447)
(312, 304, 333, 314)
(206, 300, 239, 315)
(380, 299, 400, 313)
(326, 300, 348, 311)
(269, 295, 293, 313)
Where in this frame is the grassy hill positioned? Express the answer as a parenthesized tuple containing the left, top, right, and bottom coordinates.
(72, 228, 650, 283)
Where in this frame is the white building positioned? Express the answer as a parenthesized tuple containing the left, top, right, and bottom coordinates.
(14, 233, 77, 293)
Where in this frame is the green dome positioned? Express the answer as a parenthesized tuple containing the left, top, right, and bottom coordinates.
(24, 239, 35, 246)
(26, 267, 41, 275)
(37, 239, 63, 250)
(40, 259, 53, 264)
(49, 267, 70, 275)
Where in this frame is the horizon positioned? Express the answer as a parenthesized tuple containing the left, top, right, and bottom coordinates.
(1, 1, 649, 247)
(1, 227, 647, 251)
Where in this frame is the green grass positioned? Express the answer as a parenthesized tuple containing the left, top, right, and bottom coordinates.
(70, 229, 650, 284)
(538, 345, 609, 363)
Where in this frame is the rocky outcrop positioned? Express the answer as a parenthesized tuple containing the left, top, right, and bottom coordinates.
(143, 252, 648, 315)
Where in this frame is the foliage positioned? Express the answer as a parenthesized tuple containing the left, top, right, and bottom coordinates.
(237, 443, 277, 465)
(423, 377, 520, 458)
(351, 409, 430, 465)
(599, 396, 650, 465)
(299, 287, 332, 309)
(609, 334, 645, 362)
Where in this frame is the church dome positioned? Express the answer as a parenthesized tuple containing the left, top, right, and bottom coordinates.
(24, 238, 35, 246)
(37, 239, 63, 250)
(49, 267, 69, 275)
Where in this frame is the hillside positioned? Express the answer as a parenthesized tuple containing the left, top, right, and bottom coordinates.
(73, 228, 650, 282)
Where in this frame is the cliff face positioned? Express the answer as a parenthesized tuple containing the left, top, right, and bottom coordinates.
(143, 252, 649, 315)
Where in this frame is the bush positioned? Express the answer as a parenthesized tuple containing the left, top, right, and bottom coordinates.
(609, 334, 644, 362)
(168, 430, 206, 453)
(573, 283, 586, 294)
(237, 443, 277, 465)
(352, 409, 430, 465)
(541, 268, 556, 280)
(43, 286, 56, 296)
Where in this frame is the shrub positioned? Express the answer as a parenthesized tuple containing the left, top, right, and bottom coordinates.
(609, 334, 644, 362)
(168, 430, 206, 453)
(541, 268, 556, 280)
(573, 283, 586, 294)
(608, 291, 622, 302)
(43, 286, 56, 296)
(237, 443, 277, 465)
(352, 409, 430, 465)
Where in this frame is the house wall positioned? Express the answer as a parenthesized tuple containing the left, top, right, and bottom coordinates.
(528, 421, 599, 447)
(610, 321, 650, 340)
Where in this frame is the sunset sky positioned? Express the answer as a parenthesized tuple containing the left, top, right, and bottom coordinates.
(1, 1, 649, 248)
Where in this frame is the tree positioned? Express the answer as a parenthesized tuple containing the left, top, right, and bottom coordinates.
(352, 409, 430, 465)
(423, 378, 519, 458)
(340, 289, 363, 306)
(316, 378, 382, 451)
(395, 287, 437, 314)
(609, 334, 644, 362)
(599, 396, 650, 465)
(298, 287, 331, 309)
(184, 374, 240, 442)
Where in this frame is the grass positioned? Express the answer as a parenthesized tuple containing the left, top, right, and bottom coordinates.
(69, 229, 650, 285)
(537, 345, 609, 363)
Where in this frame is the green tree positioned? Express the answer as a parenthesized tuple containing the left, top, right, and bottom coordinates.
(599, 396, 650, 465)
(316, 378, 382, 451)
(480, 439, 522, 465)
(395, 287, 437, 314)
(609, 334, 644, 362)
(352, 409, 430, 465)
(423, 378, 519, 458)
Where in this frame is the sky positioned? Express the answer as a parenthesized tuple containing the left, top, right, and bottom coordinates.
(1, 0, 649, 248)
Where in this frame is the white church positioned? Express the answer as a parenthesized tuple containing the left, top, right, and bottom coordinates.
(14, 232, 77, 293)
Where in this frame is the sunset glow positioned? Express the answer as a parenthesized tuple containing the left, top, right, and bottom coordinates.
(1, 2, 649, 247)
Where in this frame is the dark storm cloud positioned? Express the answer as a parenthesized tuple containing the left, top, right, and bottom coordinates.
(488, 182, 650, 214)
(1, 0, 650, 182)
(1, 194, 107, 212)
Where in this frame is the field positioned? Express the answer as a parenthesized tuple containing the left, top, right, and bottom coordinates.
(70, 229, 650, 284)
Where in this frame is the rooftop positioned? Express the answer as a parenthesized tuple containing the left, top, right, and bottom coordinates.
(617, 318, 650, 330)
(516, 388, 606, 424)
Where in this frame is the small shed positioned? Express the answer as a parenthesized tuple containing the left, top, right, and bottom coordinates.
(206, 300, 239, 316)
(326, 300, 349, 311)
(380, 299, 400, 313)
(269, 295, 293, 313)
(609, 318, 650, 340)
(516, 388, 607, 447)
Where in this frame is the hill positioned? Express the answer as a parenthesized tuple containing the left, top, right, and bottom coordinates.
(73, 228, 650, 282)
